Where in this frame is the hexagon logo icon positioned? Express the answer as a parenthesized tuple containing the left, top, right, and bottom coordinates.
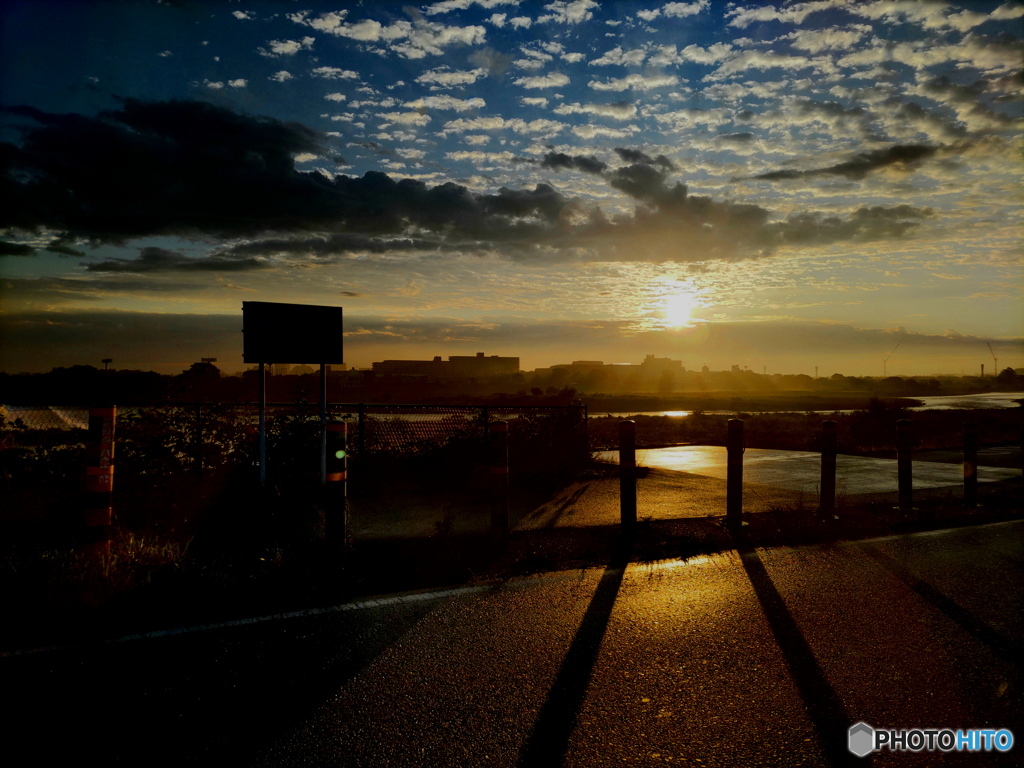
(848, 722, 875, 757)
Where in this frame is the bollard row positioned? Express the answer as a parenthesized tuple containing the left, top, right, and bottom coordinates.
(610, 418, 988, 533)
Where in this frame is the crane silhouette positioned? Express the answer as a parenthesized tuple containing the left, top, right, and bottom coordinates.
(987, 342, 997, 376)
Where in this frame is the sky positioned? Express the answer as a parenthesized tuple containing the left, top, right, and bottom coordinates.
(1, 0, 1022, 377)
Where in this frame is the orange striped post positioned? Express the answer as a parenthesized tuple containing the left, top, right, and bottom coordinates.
(325, 421, 348, 548)
(490, 420, 509, 535)
(85, 406, 116, 541)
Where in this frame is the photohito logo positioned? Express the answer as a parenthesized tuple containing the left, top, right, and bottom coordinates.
(848, 722, 1014, 757)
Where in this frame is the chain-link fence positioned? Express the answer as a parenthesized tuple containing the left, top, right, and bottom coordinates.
(0, 402, 589, 526)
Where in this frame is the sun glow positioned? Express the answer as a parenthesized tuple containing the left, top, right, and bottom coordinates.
(662, 292, 701, 327)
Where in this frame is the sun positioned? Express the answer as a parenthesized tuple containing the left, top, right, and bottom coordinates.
(662, 293, 700, 327)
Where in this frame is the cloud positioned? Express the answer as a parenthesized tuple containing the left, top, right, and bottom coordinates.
(752, 144, 940, 181)
(424, 0, 523, 15)
(0, 100, 939, 267)
(442, 115, 566, 135)
(572, 124, 641, 140)
(553, 101, 637, 119)
(637, 1, 709, 21)
(654, 108, 733, 131)
(404, 95, 486, 111)
(291, 11, 486, 59)
(540, 152, 608, 174)
(0, 241, 36, 256)
(415, 66, 487, 88)
(259, 37, 314, 57)
(648, 43, 733, 67)
(312, 66, 360, 80)
(86, 246, 268, 273)
(590, 46, 647, 67)
(227, 79, 247, 88)
(613, 148, 676, 170)
(537, 0, 599, 25)
(588, 73, 678, 92)
(270, 71, 293, 82)
(514, 72, 570, 89)
(787, 25, 871, 53)
(727, 0, 848, 28)
(468, 47, 513, 77)
(377, 111, 432, 126)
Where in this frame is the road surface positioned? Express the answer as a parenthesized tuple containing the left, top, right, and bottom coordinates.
(3, 521, 1021, 766)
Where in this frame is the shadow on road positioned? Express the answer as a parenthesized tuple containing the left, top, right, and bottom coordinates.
(738, 545, 863, 768)
(517, 540, 631, 768)
(857, 542, 1023, 667)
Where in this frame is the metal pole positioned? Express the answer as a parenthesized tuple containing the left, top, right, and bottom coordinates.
(194, 403, 203, 481)
(619, 420, 636, 532)
(357, 402, 366, 457)
(259, 362, 267, 486)
(963, 422, 977, 509)
(319, 362, 327, 485)
(726, 418, 744, 529)
(820, 420, 837, 520)
(326, 421, 348, 550)
(897, 419, 912, 515)
(489, 420, 509, 535)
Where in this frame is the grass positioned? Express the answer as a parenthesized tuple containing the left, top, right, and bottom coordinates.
(1, 404, 1020, 652)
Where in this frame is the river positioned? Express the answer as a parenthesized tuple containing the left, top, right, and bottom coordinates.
(594, 391, 1024, 419)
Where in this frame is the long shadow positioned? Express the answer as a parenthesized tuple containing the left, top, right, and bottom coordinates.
(1, 597, 440, 766)
(857, 542, 1023, 667)
(738, 545, 864, 768)
(517, 540, 631, 768)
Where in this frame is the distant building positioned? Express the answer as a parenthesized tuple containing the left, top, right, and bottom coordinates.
(640, 355, 684, 376)
(448, 352, 519, 378)
(372, 352, 519, 380)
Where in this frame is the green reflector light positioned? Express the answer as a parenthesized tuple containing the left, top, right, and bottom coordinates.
(334, 450, 347, 459)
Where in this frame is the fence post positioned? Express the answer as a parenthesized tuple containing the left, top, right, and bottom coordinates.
(897, 419, 913, 516)
(726, 418, 744, 529)
(820, 420, 837, 520)
(194, 403, 203, 481)
(258, 362, 267, 486)
(85, 406, 116, 542)
(325, 422, 348, 550)
(583, 404, 590, 460)
(963, 422, 977, 509)
(619, 420, 637, 532)
(319, 363, 328, 485)
(489, 420, 509, 535)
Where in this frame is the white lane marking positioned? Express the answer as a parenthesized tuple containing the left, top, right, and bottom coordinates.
(5, 519, 1018, 658)
(0, 584, 494, 658)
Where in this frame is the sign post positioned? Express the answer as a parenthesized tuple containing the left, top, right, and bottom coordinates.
(242, 302, 344, 489)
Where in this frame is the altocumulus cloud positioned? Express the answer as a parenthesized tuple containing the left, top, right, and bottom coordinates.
(1, 99, 935, 265)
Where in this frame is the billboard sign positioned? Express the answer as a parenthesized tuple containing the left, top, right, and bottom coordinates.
(242, 301, 344, 364)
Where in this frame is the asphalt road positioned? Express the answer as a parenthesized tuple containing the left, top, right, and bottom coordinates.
(3, 521, 1021, 767)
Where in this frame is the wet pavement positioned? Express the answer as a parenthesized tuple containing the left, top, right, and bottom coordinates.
(6, 521, 1020, 766)
(517, 447, 1021, 531)
(599, 446, 1022, 494)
